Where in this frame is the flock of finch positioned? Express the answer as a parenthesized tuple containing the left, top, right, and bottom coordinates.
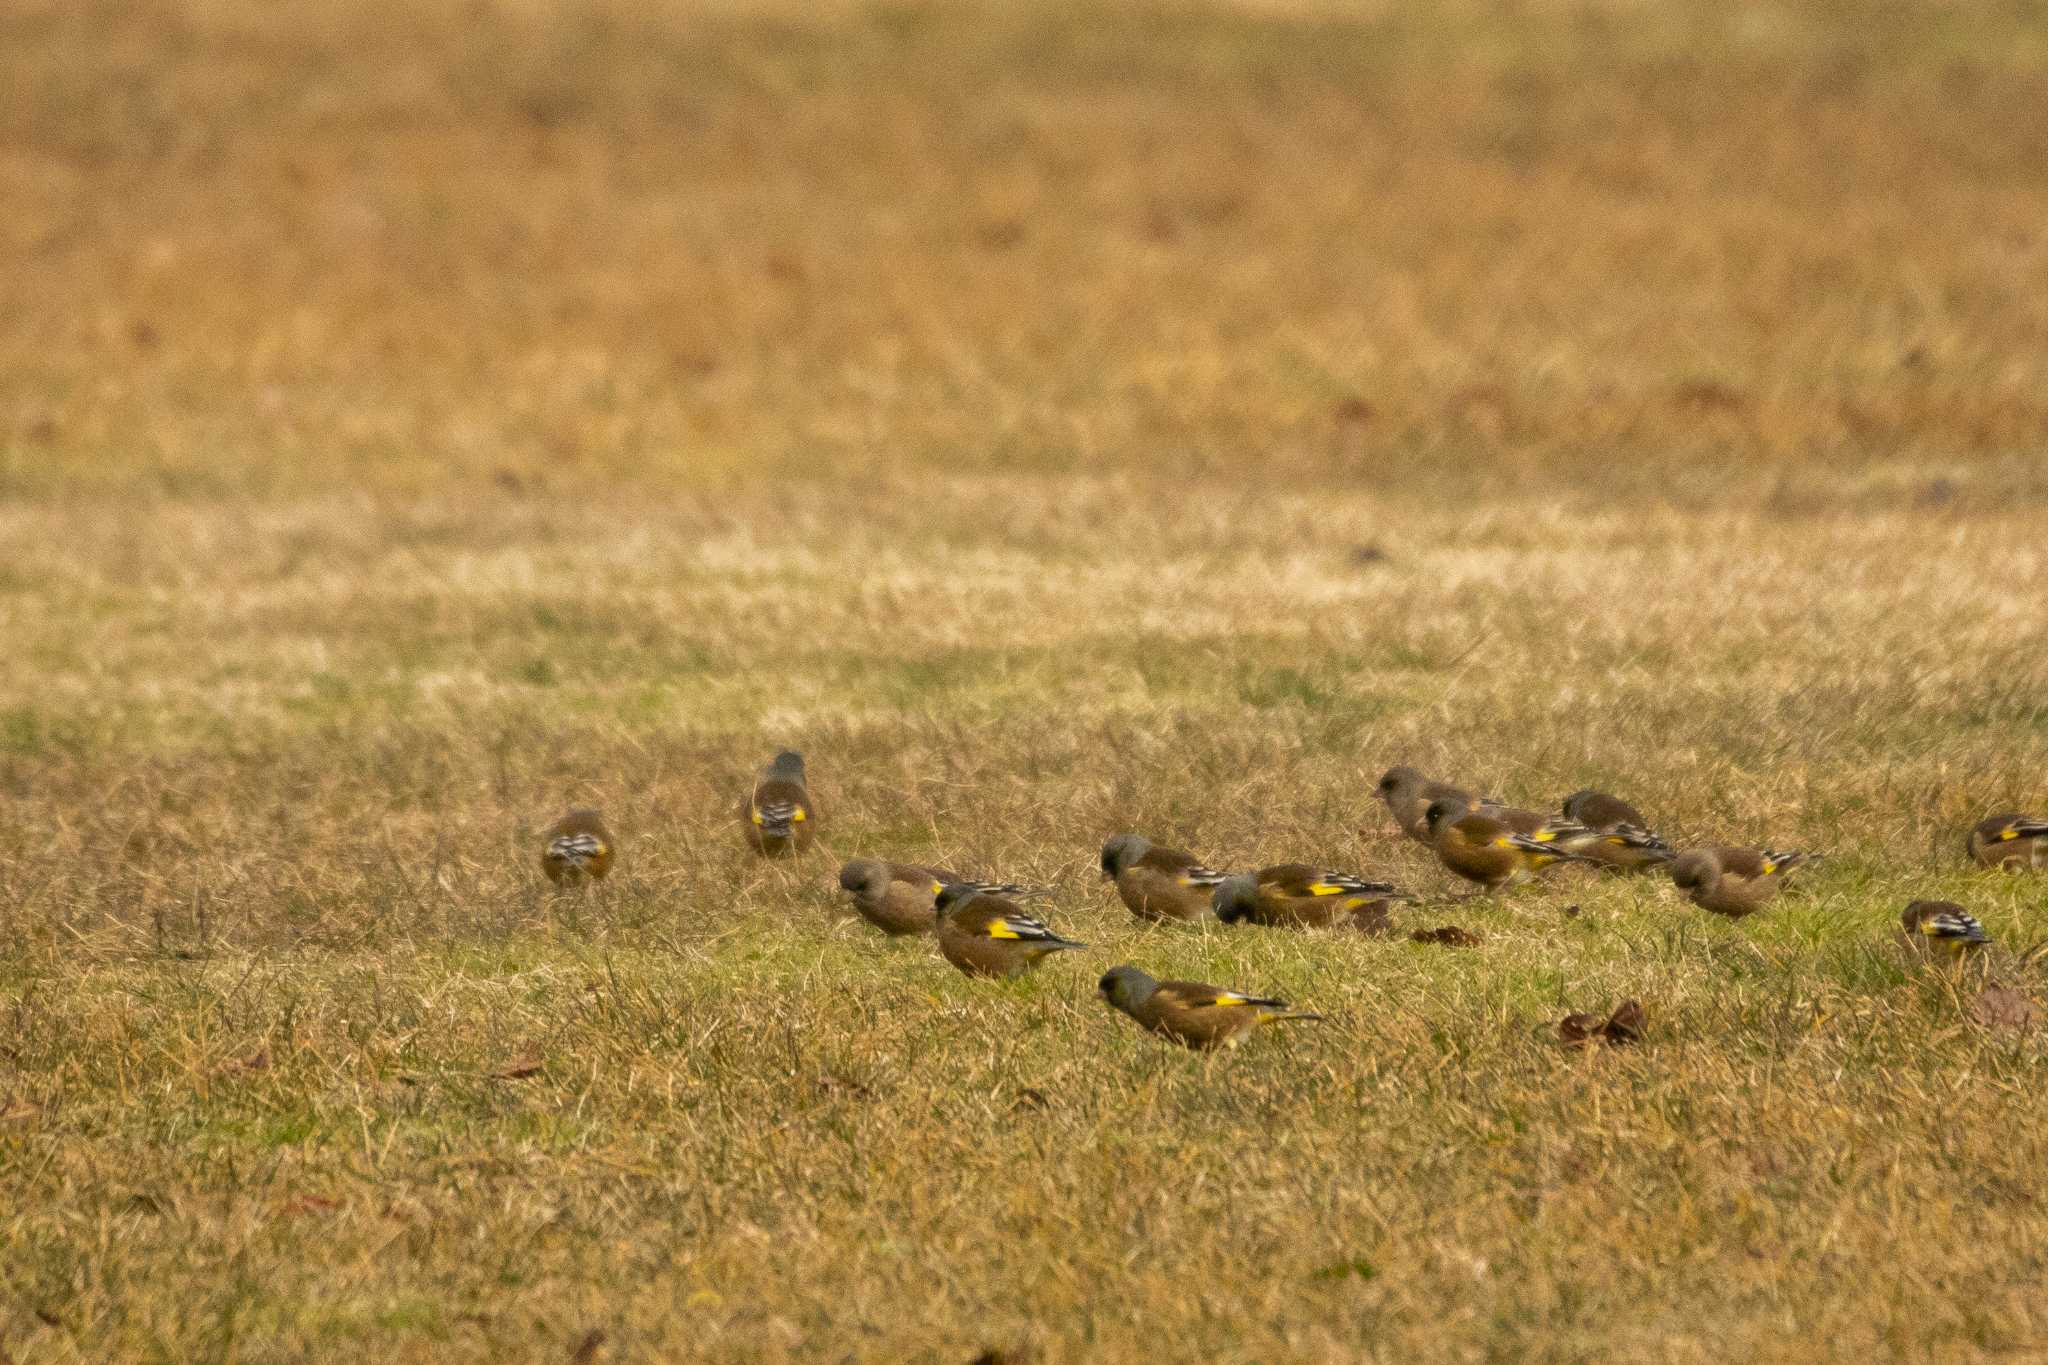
(536, 751, 2048, 1051)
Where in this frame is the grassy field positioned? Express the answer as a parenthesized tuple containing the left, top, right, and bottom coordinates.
(6, 0, 2048, 1359)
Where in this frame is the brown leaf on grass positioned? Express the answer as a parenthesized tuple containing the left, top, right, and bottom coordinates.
(1557, 1013, 1605, 1047)
(285, 1193, 341, 1217)
(491, 1050, 545, 1080)
(1559, 1000, 1648, 1048)
(1970, 986, 2036, 1033)
(1603, 1000, 1648, 1044)
(223, 1048, 270, 1073)
(1412, 926, 1482, 948)
(1011, 1087, 1050, 1112)
(815, 1073, 872, 1100)
(1562, 903, 1582, 919)
(569, 1328, 607, 1363)
(969, 1349, 1039, 1365)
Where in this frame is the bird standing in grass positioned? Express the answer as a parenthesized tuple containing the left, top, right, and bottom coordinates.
(837, 859, 1037, 937)
(1097, 965, 1322, 1050)
(1669, 847, 1817, 918)
(1967, 813, 2048, 870)
(1559, 788, 1676, 872)
(540, 808, 615, 887)
(934, 884, 1085, 979)
(1901, 900, 1991, 958)
(743, 750, 817, 856)
(1211, 866, 1412, 930)
(1425, 797, 1594, 891)
(1377, 767, 1492, 843)
(1099, 834, 1229, 922)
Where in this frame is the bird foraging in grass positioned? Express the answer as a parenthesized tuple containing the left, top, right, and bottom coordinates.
(1967, 813, 2048, 870)
(1097, 965, 1321, 1050)
(933, 884, 1085, 979)
(1098, 834, 1229, 923)
(1560, 789, 1649, 831)
(836, 859, 1039, 937)
(1377, 766, 1495, 843)
(1669, 846, 1817, 918)
(1424, 797, 1595, 891)
(1211, 866, 1413, 930)
(540, 808, 615, 887)
(1559, 788, 1676, 872)
(742, 750, 817, 856)
(1901, 900, 1991, 958)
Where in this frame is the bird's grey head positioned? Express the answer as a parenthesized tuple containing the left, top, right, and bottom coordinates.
(768, 750, 806, 781)
(1669, 850, 1717, 890)
(933, 882, 982, 918)
(1377, 766, 1425, 803)
(1211, 873, 1261, 923)
(1098, 965, 1158, 1009)
(1099, 833, 1151, 879)
(1423, 796, 1470, 837)
(838, 859, 884, 896)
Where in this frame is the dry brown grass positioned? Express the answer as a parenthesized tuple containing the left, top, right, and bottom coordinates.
(6, 0, 2048, 1360)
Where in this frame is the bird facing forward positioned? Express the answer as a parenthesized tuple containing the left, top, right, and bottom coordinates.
(540, 808, 615, 887)
(1098, 965, 1322, 1050)
(743, 750, 818, 857)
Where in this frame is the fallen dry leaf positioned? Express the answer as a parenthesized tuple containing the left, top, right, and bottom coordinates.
(569, 1327, 607, 1363)
(1412, 926, 1482, 948)
(1971, 986, 2036, 1033)
(815, 1073, 872, 1100)
(1562, 903, 1582, 919)
(285, 1193, 342, 1217)
(1557, 1013, 1605, 1047)
(1603, 1000, 1648, 1045)
(491, 1052, 545, 1080)
(1559, 1000, 1647, 1048)
(1011, 1087, 1050, 1112)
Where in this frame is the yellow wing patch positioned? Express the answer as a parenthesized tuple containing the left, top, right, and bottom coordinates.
(1207, 993, 1253, 1007)
(985, 921, 1023, 940)
(792, 807, 806, 822)
(2001, 828, 2020, 841)
(1304, 882, 1348, 897)
(750, 809, 764, 825)
(930, 882, 946, 896)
